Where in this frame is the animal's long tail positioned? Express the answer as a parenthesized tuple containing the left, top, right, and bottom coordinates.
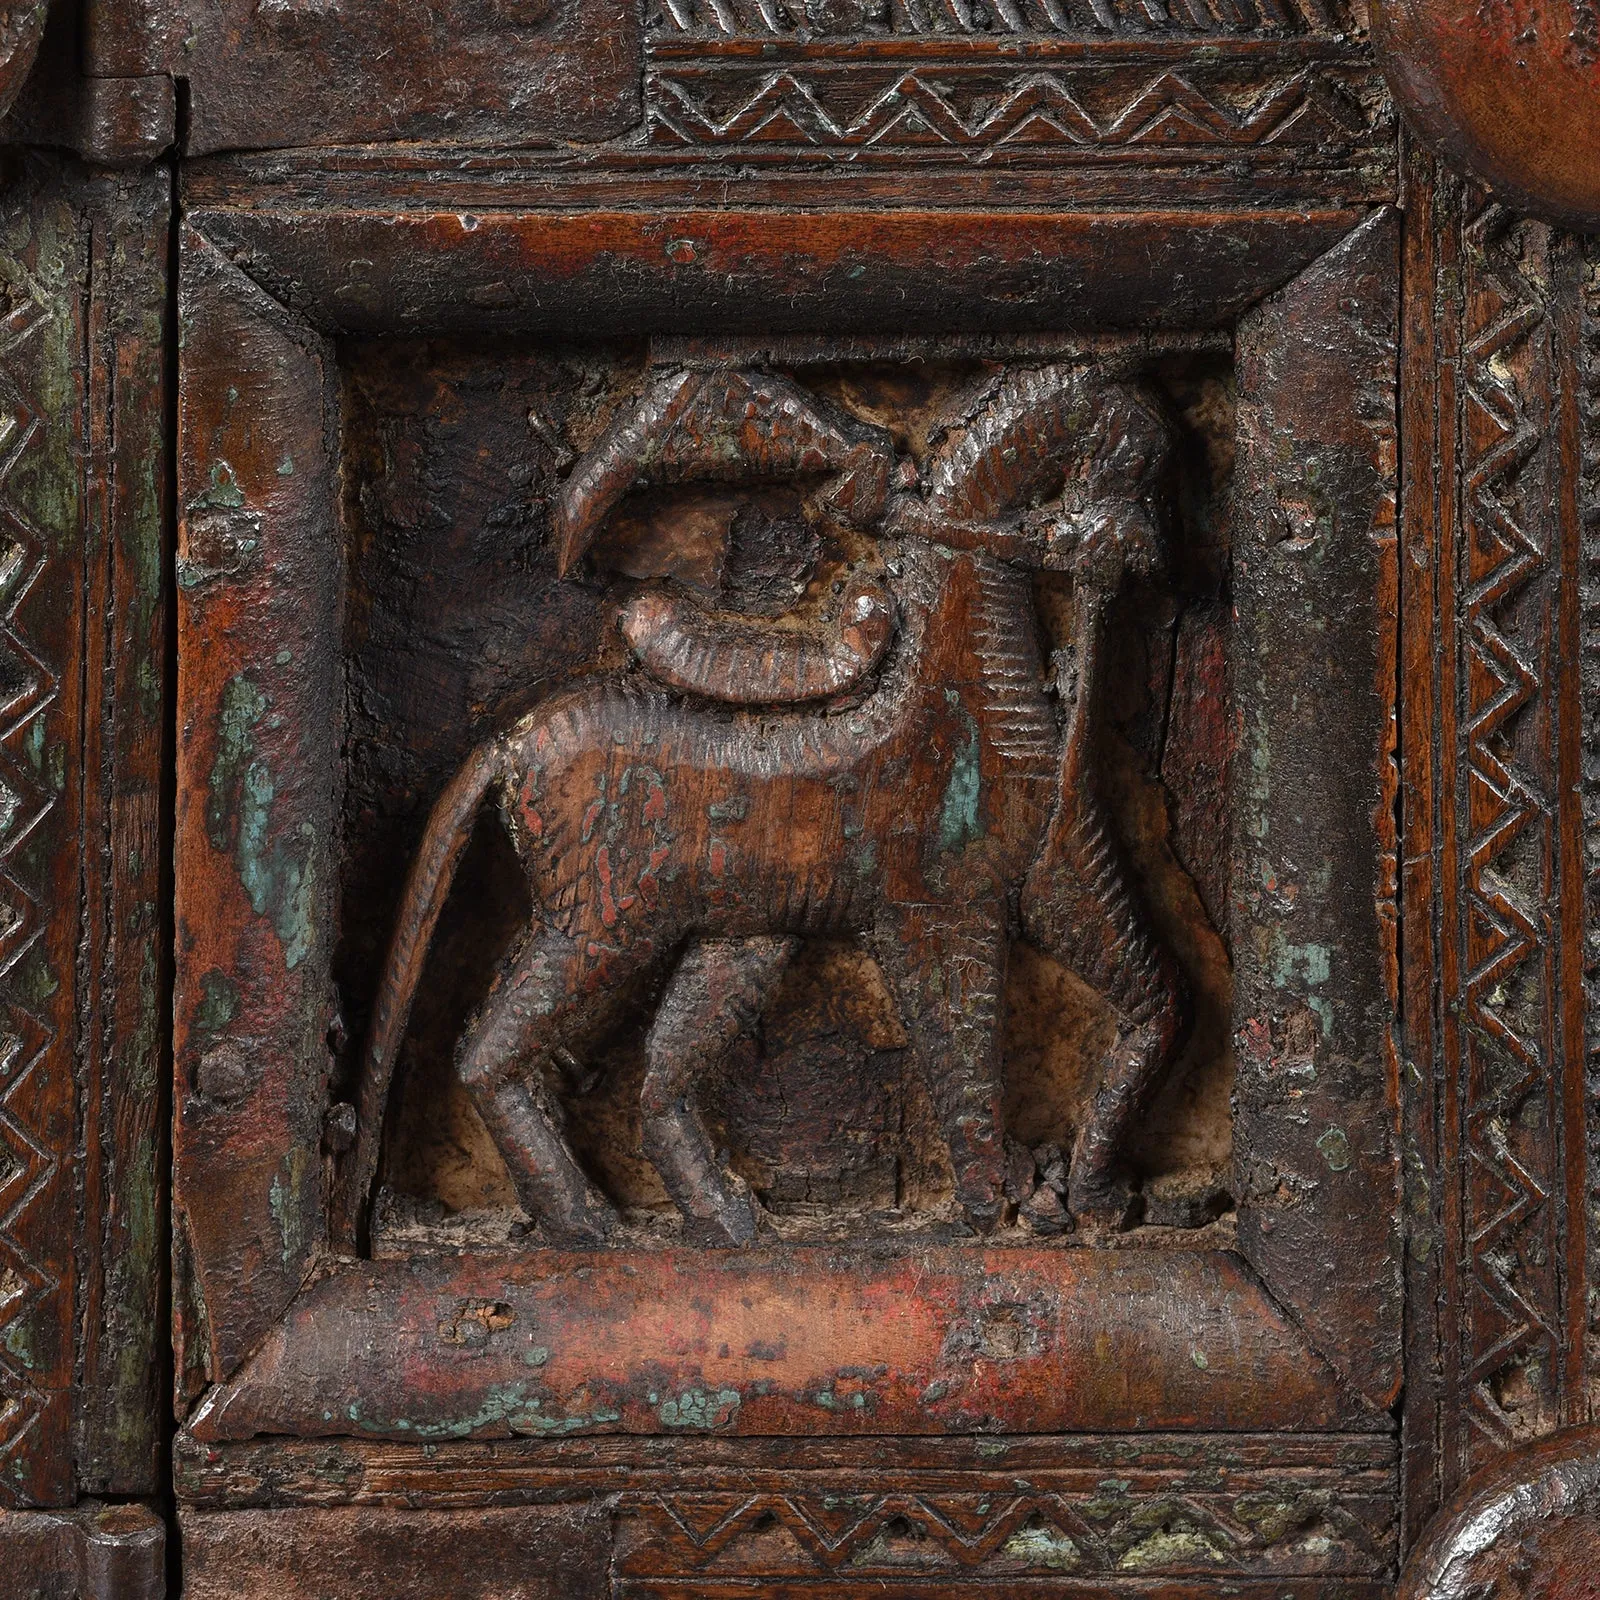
(332, 739, 504, 1252)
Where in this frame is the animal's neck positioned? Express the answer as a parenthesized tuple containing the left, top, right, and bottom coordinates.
(966, 550, 1058, 768)
(891, 540, 1056, 768)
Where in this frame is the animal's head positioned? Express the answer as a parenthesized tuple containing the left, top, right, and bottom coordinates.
(884, 367, 1175, 590)
(549, 362, 1175, 598)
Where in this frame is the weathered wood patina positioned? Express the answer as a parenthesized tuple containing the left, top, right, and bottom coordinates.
(0, 0, 1596, 1592)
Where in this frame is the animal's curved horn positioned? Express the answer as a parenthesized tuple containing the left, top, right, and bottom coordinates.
(552, 368, 895, 576)
(554, 370, 700, 576)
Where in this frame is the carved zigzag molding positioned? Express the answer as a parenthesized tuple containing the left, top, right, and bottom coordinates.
(1455, 201, 1566, 1452)
(648, 65, 1373, 152)
(0, 290, 61, 1497)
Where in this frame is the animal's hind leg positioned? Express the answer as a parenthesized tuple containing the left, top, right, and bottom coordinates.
(873, 902, 1009, 1234)
(1069, 1013, 1180, 1228)
(642, 935, 798, 1247)
(457, 925, 649, 1248)
(1022, 798, 1190, 1229)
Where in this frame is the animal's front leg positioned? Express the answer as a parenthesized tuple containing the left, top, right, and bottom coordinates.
(456, 926, 635, 1249)
(642, 935, 798, 1247)
(873, 903, 1009, 1234)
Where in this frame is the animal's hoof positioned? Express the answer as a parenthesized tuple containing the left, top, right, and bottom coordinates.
(541, 1199, 619, 1250)
(958, 1193, 1008, 1236)
(688, 1180, 761, 1248)
(1068, 1174, 1140, 1234)
(1021, 1183, 1074, 1236)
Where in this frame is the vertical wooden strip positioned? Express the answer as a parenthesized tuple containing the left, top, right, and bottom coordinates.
(1402, 164, 1595, 1549)
(1551, 232, 1589, 1427)
(72, 166, 171, 1495)
(1398, 137, 1447, 1545)
(1231, 208, 1404, 1413)
(1432, 168, 1466, 1511)
(1580, 232, 1600, 1426)
(173, 228, 342, 1387)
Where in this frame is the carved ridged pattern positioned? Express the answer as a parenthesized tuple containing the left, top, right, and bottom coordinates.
(649, 0, 1361, 38)
(648, 63, 1376, 154)
(0, 287, 63, 1496)
(619, 1488, 1395, 1577)
(1581, 235, 1600, 1417)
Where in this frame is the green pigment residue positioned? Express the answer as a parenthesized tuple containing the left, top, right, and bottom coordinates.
(206, 673, 317, 968)
(194, 461, 246, 510)
(268, 1147, 312, 1270)
(1316, 1125, 1351, 1173)
(1002, 1523, 1082, 1571)
(937, 691, 983, 853)
(657, 1387, 742, 1430)
(191, 969, 241, 1052)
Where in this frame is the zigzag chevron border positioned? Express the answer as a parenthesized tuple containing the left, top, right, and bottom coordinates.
(617, 1484, 1396, 1579)
(0, 278, 66, 1504)
(646, 61, 1381, 154)
(1454, 202, 1569, 1457)
(1398, 154, 1595, 1537)
(1397, 187, 1597, 1507)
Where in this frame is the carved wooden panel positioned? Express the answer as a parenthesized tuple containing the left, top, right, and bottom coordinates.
(1399, 153, 1599, 1538)
(162, 134, 1416, 1585)
(1, 0, 1598, 1589)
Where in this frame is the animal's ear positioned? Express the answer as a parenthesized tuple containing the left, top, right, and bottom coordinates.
(1081, 384, 1174, 505)
(810, 439, 893, 532)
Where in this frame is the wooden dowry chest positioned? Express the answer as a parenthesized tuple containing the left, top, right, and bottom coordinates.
(0, 0, 1598, 1593)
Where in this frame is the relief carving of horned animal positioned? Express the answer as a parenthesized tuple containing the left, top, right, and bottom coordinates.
(340, 363, 1190, 1251)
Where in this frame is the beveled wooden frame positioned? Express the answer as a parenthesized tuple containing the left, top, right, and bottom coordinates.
(170, 176, 1411, 1594)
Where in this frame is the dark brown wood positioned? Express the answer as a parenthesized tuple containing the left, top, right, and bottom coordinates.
(169, 0, 641, 156)
(173, 1432, 1398, 1590)
(75, 163, 171, 1500)
(0, 0, 175, 165)
(0, 157, 170, 1512)
(0, 1500, 165, 1599)
(156, 37, 1444, 1563)
(182, 1503, 611, 1600)
(6, 0, 1600, 1588)
(173, 224, 342, 1388)
(186, 1247, 1378, 1444)
(1230, 206, 1404, 1415)
(172, 1427, 1400, 1508)
(1376, 0, 1600, 229)
(1398, 151, 1595, 1540)
(181, 204, 1372, 339)
(344, 364, 1186, 1249)
(1397, 1424, 1600, 1599)
(0, 0, 45, 121)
